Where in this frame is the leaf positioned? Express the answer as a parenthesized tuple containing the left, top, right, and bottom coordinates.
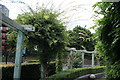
(44, 15, 49, 20)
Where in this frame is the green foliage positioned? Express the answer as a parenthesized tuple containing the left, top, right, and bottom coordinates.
(107, 61, 120, 79)
(6, 30, 17, 54)
(7, 29, 28, 56)
(72, 51, 82, 68)
(15, 6, 68, 78)
(93, 2, 120, 79)
(15, 7, 67, 63)
(45, 66, 105, 80)
(67, 25, 95, 51)
(1, 62, 56, 80)
(56, 53, 63, 73)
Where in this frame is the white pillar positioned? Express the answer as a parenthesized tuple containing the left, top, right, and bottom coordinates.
(92, 53, 94, 67)
(13, 31, 24, 80)
(82, 53, 84, 67)
(70, 50, 72, 69)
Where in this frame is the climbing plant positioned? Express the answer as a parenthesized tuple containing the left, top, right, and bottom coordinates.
(15, 6, 68, 78)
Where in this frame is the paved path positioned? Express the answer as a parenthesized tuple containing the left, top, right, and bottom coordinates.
(0, 62, 14, 64)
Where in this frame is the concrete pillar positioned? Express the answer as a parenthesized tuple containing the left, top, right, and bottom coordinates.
(13, 31, 24, 80)
(82, 53, 84, 67)
(92, 53, 94, 67)
(70, 50, 72, 69)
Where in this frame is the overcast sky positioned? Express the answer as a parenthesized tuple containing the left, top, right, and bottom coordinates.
(0, 0, 103, 32)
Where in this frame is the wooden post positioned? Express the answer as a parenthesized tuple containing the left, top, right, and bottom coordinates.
(82, 53, 84, 67)
(92, 53, 94, 67)
(13, 31, 23, 80)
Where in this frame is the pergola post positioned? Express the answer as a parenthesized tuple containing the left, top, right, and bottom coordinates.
(92, 53, 94, 67)
(70, 50, 73, 69)
(68, 50, 73, 69)
(13, 31, 24, 80)
(82, 52, 84, 67)
(0, 12, 35, 80)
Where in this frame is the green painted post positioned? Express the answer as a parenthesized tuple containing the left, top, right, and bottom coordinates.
(13, 31, 23, 80)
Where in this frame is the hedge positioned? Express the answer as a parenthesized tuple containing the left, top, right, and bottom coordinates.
(1, 62, 56, 80)
(25, 60, 39, 63)
(45, 66, 105, 80)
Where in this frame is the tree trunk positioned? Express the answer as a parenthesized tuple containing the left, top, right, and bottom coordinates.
(56, 53, 62, 73)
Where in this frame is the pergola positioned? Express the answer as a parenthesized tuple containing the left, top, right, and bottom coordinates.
(69, 48, 96, 68)
(0, 12, 34, 80)
(77, 50, 96, 67)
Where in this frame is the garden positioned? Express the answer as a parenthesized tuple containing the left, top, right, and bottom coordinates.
(1, 1, 120, 80)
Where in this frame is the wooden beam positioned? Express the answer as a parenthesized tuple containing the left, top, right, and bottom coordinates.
(0, 12, 24, 31)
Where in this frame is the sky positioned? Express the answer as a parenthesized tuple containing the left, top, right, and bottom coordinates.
(0, 0, 103, 33)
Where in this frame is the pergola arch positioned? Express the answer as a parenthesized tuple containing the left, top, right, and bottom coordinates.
(0, 12, 34, 80)
(69, 48, 96, 68)
(76, 50, 96, 67)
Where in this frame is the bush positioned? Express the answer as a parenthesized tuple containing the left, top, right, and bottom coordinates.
(107, 61, 120, 79)
(45, 66, 105, 80)
(72, 52, 82, 68)
(1, 62, 56, 80)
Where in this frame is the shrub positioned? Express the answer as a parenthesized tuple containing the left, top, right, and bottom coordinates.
(1, 62, 56, 80)
(45, 66, 105, 80)
(72, 52, 82, 68)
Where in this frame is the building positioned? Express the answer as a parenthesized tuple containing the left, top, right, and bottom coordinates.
(1, 25, 8, 56)
(0, 4, 9, 58)
(0, 4, 9, 17)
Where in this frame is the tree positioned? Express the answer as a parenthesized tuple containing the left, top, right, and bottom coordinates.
(6, 30, 17, 55)
(93, 2, 120, 79)
(15, 6, 67, 78)
(67, 25, 95, 51)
